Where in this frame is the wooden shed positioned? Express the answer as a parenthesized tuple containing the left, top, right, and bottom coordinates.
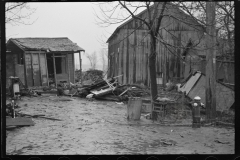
(106, 3, 206, 87)
(6, 37, 85, 88)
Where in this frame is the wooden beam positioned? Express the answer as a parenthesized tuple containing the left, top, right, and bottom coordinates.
(67, 54, 71, 85)
(53, 53, 57, 88)
(24, 51, 46, 54)
(30, 53, 35, 86)
(73, 53, 75, 83)
(45, 53, 49, 86)
(50, 55, 66, 58)
(79, 51, 82, 85)
(38, 53, 42, 86)
(23, 52, 28, 88)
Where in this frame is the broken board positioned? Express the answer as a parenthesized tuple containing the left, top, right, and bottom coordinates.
(179, 71, 234, 111)
(6, 117, 35, 126)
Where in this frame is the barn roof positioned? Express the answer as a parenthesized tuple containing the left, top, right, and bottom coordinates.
(7, 37, 85, 52)
(106, 2, 205, 43)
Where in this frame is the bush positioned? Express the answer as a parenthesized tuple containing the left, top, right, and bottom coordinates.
(75, 69, 103, 83)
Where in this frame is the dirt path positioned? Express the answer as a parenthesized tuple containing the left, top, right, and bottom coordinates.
(6, 95, 234, 155)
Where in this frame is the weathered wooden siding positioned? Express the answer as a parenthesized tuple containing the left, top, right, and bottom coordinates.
(25, 53, 33, 87)
(108, 3, 206, 87)
(15, 64, 25, 86)
(32, 53, 41, 86)
(67, 53, 75, 83)
(39, 54, 48, 86)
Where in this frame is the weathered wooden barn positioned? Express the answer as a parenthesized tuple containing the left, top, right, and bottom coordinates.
(6, 37, 85, 88)
(106, 3, 234, 87)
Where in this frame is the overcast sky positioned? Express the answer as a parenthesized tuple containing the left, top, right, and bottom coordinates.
(6, 2, 122, 70)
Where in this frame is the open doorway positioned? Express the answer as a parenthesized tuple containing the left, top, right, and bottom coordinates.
(46, 53, 69, 86)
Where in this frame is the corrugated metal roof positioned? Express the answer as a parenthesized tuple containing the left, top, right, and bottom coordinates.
(8, 37, 85, 52)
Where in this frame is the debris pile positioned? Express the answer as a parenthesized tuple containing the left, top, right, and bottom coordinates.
(75, 75, 151, 102)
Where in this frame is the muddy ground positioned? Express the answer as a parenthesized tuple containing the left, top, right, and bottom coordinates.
(6, 94, 234, 155)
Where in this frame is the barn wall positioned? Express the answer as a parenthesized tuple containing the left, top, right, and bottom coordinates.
(107, 4, 205, 87)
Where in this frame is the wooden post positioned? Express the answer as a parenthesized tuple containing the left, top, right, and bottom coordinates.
(205, 2, 216, 123)
(23, 52, 28, 88)
(38, 52, 42, 86)
(79, 51, 82, 85)
(53, 53, 57, 88)
(73, 53, 75, 83)
(66, 54, 71, 85)
(30, 53, 34, 86)
(45, 53, 49, 86)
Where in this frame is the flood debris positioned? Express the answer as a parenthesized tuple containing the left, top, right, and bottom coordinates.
(214, 139, 230, 144)
(72, 75, 151, 102)
(178, 71, 234, 112)
(6, 117, 35, 127)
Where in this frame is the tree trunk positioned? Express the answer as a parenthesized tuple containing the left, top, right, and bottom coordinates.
(149, 35, 158, 101)
(205, 2, 216, 123)
(223, 57, 229, 83)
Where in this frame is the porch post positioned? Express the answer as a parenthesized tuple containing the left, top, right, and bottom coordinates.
(45, 53, 49, 86)
(79, 51, 82, 85)
(30, 53, 35, 86)
(73, 53, 75, 83)
(53, 53, 57, 88)
(66, 54, 71, 86)
(23, 52, 28, 88)
(38, 52, 42, 86)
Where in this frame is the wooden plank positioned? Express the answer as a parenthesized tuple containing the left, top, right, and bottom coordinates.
(129, 30, 133, 84)
(30, 53, 35, 86)
(6, 117, 35, 126)
(133, 29, 137, 83)
(44, 53, 49, 86)
(32, 53, 41, 86)
(38, 53, 42, 86)
(39, 54, 47, 86)
(25, 53, 33, 86)
(126, 29, 129, 84)
(53, 53, 57, 87)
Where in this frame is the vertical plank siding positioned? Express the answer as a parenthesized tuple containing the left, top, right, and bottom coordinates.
(108, 5, 205, 87)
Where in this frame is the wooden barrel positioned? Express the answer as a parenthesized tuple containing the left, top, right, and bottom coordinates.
(127, 97, 142, 120)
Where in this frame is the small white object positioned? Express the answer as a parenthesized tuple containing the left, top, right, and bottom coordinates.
(116, 102, 124, 105)
(171, 130, 173, 132)
(193, 103, 198, 107)
(194, 96, 201, 100)
(86, 93, 94, 99)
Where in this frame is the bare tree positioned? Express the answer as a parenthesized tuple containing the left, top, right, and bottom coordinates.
(5, 2, 37, 26)
(85, 51, 98, 70)
(100, 48, 108, 72)
(175, 1, 234, 83)
(175, 2, 234, 57)
(93, 2, 206, 101)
